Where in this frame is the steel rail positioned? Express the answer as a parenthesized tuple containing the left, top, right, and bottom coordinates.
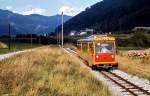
(109, 72, 150, 96)
(101, 71, 150, 96)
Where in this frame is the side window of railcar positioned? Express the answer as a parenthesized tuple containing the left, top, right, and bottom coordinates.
(77, 43, 81, 51)
(82, 43, 88, 52)
(89, 43, 94, 53)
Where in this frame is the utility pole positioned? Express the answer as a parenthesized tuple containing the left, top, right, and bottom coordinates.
(119, 19, 122, 32)
(30, 33, 32, 48)
(59, 32, 61, 46)
(61, 12, 64, 48)
(39, 34, 41, 45)
(8, 23, 11, 50)
(57, 29, 58, 45)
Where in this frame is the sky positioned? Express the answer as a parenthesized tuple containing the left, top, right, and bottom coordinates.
(0, 0, 102, 16)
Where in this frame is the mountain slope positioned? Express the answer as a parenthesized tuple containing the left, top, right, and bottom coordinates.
(0, 9, 72, 36)
(62, 0, 150, 33)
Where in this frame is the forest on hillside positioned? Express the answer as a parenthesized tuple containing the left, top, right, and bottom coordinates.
(57, 0, 150, 34)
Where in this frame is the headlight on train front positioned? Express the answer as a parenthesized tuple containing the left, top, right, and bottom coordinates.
(96, 55, 99, 59)
(111, 55, 114, 58)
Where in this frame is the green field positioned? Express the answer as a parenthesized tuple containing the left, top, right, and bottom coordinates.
(0, 43, 42, 54)
(0, 39, 42, 54)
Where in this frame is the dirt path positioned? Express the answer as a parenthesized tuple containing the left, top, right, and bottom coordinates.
(0, 49, 32, 61)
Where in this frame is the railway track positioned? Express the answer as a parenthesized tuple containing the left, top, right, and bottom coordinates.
(64, 48, 150, 96)
(101, 71, 150, 96)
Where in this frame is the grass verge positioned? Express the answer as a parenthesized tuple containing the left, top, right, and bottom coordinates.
(118, 51, 150, 80)
(0, 46, 110, 96)
(0, 41, 7, 48)
(0, 42, 41, 54)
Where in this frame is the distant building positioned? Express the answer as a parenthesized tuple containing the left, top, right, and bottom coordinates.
(79, 28, 94, 36)
(133, 27, 150, 31)
(69, 28, 94, 36)
(70, 30, 77, 36)
(79, 31, 88, 35)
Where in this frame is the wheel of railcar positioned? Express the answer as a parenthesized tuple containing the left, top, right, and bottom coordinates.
(91, 65, 97, 70)
(112, 64, 118, 70)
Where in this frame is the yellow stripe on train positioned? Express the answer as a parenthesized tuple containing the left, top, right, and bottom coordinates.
(96, 37, 115, 41)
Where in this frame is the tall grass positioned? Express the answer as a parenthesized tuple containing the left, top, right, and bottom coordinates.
(0, 41, 7, 48)
(0, 46, 110, 96)
(118, 51, 150, 80)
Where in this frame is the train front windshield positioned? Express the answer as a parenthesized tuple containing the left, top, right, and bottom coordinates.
(95, 42, 114, 54)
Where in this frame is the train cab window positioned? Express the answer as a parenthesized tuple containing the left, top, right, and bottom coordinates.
(95, 42, 114, 54)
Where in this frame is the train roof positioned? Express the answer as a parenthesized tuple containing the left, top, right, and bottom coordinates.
(77, 35, 115, 42)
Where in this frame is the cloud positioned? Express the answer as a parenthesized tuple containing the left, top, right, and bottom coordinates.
(59, 6, 84, 16)
(5, 6, 46, 15)
(6, 6, 13, 10)
(13, 10, 19, 13)
(21, 7, 45, 15)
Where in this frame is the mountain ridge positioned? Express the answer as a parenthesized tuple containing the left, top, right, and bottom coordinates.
(0, 9, 72, 36)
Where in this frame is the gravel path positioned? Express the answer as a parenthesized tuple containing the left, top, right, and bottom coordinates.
(0, 49, 33, 61)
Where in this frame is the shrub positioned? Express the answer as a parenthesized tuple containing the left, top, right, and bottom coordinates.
(117, 31, 150, 47)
